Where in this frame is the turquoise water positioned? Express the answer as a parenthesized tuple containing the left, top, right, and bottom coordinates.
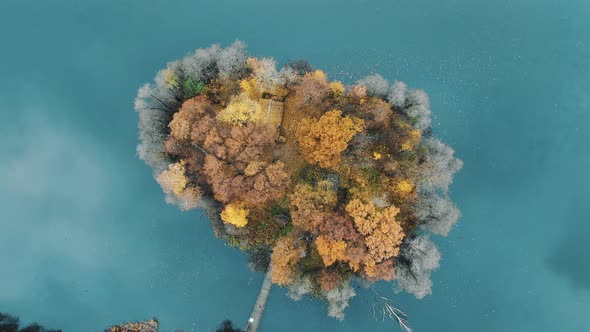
(1, 0, 589, 331)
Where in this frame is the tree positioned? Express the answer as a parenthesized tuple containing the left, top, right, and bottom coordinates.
(346, 199, 405, 262)
(287, 276, 313, 301)
(217, 93, 264, 126)
(319, 269, 344, 291)
(290, 70, 330, 109)
(157, 160, 202, 211)
(296, 110, 364, 168)
(403, 89, 432, 130)
(157, 160, 189, 195)
(358, 98, 393, 128)
(395, 236, 441, 299)
(215, 320, 244, 332)
(315, 235, 347, 267)
(180, 41, 247, 83)
(416, 193, 461, 236)
(400, 129, 422, 151)
(363, 258, 396, 282)
(387, 80, 407, 107)
(288, 181, 337, 232)
(329, 81, 345, 97)
(135, 84, 176, 173)
(284, 59, 313, 76)
(245, 161, 290, 205)
(217, 40, 248, 79)
(170, 186, 202, 211)
(0, 313, 61, 332)
(182, 78, 205, 98)
(168, 96, 208, 140)
(357, 74, 389, 98)
(421, 138, 463, 193)
(270, 236, 305, 285)
(220, 202, 249, 228)
(348, 84, 367, 99)
(246, 57, 288, 97)
(394, 179, 415, 197)
(323, 281, 356, 320)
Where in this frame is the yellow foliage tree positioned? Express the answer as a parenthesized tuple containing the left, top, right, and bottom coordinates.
(315, 235, 347, 266)
(240, 77, 260, 100)
(401, 129, 422, 151)
(312, 69, 327, 81)
(220, 202, 249, 228)
(217, 93, 263, 126)
(395, 179, 414, 195)
(329, 81, 345, 96)
(295, 110, 364, 168)
(345, 199, 405, 261)
(157, 160, 189, 195)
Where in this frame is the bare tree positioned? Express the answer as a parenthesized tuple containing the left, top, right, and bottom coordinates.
(394, 236, 441, 299)
(357, 74, 389, 98)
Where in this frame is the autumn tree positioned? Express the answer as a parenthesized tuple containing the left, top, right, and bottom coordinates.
(156, 160, 202, 211)
(288, 181, 337, 232)
(348, 84, 367, 100)
(296, 110, 364, 169)
(393, 179, 416, 201)
(319, 269, 344, 291)
(243, 161, 291, 205)
(400, 129, 422, 151)
(315, 235, 347, 267)
(329, 81, 345, 97)
(246, 57, 289, 97)
(169, 96, 210, 140)
(217, 93, 264, 126)
(220, 202, 249, 228)
(290, 70, 330, 109)
(346, 199, 405, 262)
(358, 98, 393, 128)
(270, 236, 305, 286)
(363, 258, 396, 282)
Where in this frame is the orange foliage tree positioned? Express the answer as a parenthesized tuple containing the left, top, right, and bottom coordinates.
(270, 236, 305, 286)
(295, 110, 364, 168)
(315, 235, 347, 267)
(288, 181, 337, 232)
(345, 198, 405, 262)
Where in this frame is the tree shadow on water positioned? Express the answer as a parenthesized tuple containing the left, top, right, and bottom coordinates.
(546, 197, 590, 291)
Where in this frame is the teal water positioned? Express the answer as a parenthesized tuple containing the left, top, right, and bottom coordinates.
(1, 0, 589, 331)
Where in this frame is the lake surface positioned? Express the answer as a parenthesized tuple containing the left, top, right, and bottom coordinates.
(1, 0, 589, 331)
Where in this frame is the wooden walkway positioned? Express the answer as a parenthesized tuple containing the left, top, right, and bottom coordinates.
(245, 267, 273, 332)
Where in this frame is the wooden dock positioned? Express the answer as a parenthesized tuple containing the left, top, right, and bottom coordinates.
(245, 267, 273, 332)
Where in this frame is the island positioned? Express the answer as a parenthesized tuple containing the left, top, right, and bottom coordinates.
(135, 41, 462, 330)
